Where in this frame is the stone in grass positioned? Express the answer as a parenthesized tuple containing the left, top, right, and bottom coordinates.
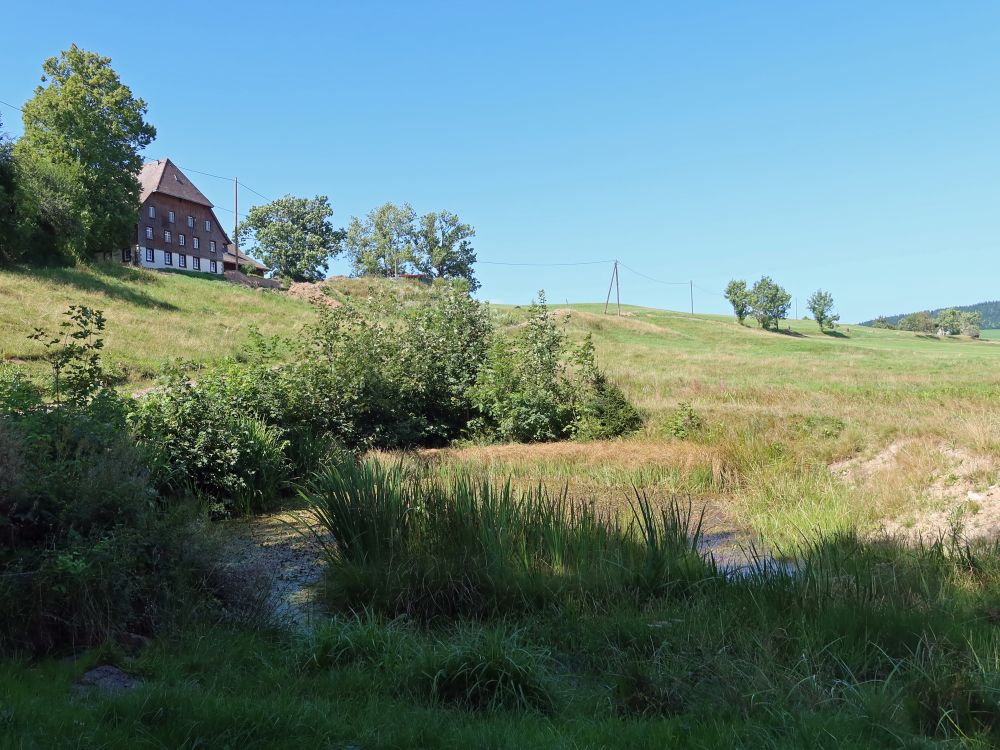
(73, 665, 143, 698)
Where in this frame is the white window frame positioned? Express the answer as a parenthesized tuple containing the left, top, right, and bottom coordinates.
(209, 240, 216, 253)
(192, 257, 201, 271)
(187, 215, 194, 228)
(145, 226, 153, 239)
(178, 234, 186, 247)
(210, 260, 217, 273)
(164, 250, 172, 266)
(165, 230, 172, 244)
(204, 220, 211, 232)
(168, 211, 175, 224)
(178, 253, 187, 269)
(193, 237, 200, 250)
(145, 247, 154, 263)
(148, 205, 155, 218)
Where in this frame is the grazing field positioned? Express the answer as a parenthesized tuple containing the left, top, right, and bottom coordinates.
(427, 304, 1000, 548)
(5, 266, 1000, 747)
(981, 329, 1000, 341)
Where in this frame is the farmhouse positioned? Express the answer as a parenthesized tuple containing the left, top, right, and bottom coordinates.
(121, 159, 268, 276)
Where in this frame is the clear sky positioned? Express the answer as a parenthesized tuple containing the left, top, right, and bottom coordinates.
(2, 1, 999, 321)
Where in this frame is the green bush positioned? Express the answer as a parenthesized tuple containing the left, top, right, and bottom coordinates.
(130, 372, 290, 515)
(470, 294, 642, 442)
(667, 401, 702, 439)
(0, 308, 218, 655)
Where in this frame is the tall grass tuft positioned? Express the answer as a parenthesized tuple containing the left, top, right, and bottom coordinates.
(300, 456, 715, 620)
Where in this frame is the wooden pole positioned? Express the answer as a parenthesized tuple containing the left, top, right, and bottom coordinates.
(604, 260, 617, 315)
(233, 176, 238, 272)
(615, 262, 621, 316)
(689, 280, 694, 314)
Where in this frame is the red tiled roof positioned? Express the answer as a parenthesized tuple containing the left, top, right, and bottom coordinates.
(138, 159, 213, 207)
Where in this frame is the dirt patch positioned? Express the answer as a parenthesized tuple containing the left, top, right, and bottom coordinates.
(830, 439, 912, 482)
(286, 282, 341, 308)
(222, 510, 328, 630)
(832, 440, 1000, 542)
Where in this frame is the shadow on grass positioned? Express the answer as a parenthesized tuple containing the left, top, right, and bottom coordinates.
(9, 263, 180, 311)
(771, 327, 805, 338)
(822, 330, 849, 338)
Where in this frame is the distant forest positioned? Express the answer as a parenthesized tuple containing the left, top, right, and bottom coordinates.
(863, 301, 1000, 329)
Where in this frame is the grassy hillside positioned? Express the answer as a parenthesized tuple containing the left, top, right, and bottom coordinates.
(432, 304, 1000, 544)
(0, 263, 318, 385)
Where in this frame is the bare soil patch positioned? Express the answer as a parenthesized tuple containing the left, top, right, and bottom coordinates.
(832, 440, 1000, 542)
(286, 282, 341, 308)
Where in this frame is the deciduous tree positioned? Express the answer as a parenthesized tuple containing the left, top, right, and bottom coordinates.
(413, 210, 479, 290)
(807, 289, 839, 331)
(750, 276, 792, 330)
(724, 279, 751, 324)
(236, 195, 342, 281)
(344, 202, 417, 277)
(19, 45, 155, 258)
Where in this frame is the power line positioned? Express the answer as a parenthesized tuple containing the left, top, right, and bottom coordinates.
(617, 262, 688, 286)
(478, 259, 613, 267)
(0, 98, 25, 113)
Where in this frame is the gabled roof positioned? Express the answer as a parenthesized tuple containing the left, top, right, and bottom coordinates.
(138, 159, 213, 207)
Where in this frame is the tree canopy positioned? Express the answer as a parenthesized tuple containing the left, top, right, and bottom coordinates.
(19, 45, 155, 258)
(724, 279, 751, 324)
(236, 195, 342, 281)
(750, 276, 792, 330)
(806, 289, 839, 331)
(413, 210, 479, 290)
(344, 202, 417, 278)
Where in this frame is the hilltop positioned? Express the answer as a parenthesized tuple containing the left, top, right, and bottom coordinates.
(862, 299, 1000, 328)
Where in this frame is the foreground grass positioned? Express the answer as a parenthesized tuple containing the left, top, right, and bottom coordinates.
(5, 531, 1000, 748)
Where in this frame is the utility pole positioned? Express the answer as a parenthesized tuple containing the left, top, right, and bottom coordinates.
(689, 280, 694, 315)
(604, 260, 621, 316)
(233, 176, 239, 273)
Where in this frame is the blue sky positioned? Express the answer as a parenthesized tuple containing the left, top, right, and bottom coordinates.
(3, 1, 999, 321)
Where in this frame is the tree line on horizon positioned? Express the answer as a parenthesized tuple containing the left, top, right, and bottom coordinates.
(0, 45, 480, 290)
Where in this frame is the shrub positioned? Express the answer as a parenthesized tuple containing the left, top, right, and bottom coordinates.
(667, 402, 702, 439)
(724, 279, 751, 324)
(470, 294, 642, 443)
(130, 372, 290, 515)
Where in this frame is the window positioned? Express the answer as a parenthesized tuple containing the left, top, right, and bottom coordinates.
(204, 220, 211, 232)
(178, 234, 186, 247)
(164, 230, 172, 243)
(178, 254, 187, 268)
(209, 240, 216, 253)
(145, 226, 153, 240)
(187, 215, 194, 228)
(148, 205, 155, 219)
(210, 260, 217, 273)
(193, 237, 200, 249)
(192, 257, 201, 271)
(168, 211, 175, 224)
(164, 250, 172, 266)
(121, 248, 132, 262)
(145, 247, 154, 263)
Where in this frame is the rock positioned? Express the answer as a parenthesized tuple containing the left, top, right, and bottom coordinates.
(74, 665, 143, 697)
